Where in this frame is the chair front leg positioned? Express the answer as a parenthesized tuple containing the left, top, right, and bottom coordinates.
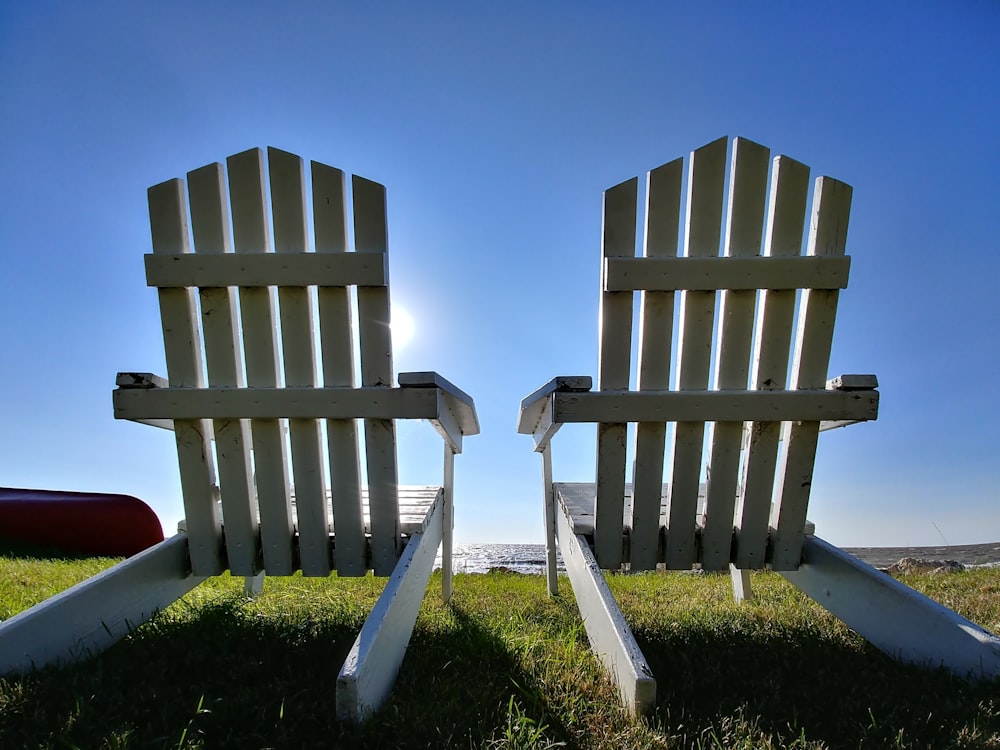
(555, 500, 656, 714)
(730, 564, 752, 602)
(541, 445, 558, 596)
(441, 444, 455, 603)
(244, 572, 265, 597)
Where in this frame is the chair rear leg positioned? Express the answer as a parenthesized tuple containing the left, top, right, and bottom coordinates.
(0, 534, 206, 674)
(781, 535, 1000, 678)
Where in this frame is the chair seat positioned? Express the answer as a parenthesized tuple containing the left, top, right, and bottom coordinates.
(289, 484, 443, 535)
(554, 482, 703, 536)
(554, 482, 814, 560)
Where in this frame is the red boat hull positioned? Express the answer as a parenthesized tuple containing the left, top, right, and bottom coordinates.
(0, 488, 164, 557)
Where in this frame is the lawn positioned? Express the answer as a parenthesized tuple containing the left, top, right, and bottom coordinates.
(1, 552, 998, 749)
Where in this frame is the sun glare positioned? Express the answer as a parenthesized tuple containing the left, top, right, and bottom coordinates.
(391, 305, 416, 349)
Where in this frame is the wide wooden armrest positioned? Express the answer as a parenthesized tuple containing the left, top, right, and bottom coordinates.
(517, 376, 593, 451)
(518, 376, 592, 434)
(515, 373, 878, 450)
(115, 371, 479, 453)
(819, 374, 879, 431)
(114, 372, 174, 430)
(826, 374, 878, 391)
(398, 371, 479, 435)
(116, 372, 168, 389)
(398, 371, 479, 453)
(552, 389, 877, 424)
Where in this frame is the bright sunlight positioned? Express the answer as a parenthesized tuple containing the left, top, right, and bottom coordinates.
(391, 305, 415, 348)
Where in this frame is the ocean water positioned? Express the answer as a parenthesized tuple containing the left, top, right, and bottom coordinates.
(437, 544, 561, 575)
(435, 542, 1000, 575)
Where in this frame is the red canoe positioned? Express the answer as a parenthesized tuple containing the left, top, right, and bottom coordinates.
(0, 488, 164, 557)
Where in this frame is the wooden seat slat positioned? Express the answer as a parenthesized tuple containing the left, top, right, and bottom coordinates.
(289, 485, 441, 537)
(557, 482, 722, 538)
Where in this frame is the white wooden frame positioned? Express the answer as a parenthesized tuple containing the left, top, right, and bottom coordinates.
(781, 536, 1000, 677)
(554, 495, 656, 714)
(0, 148, 479, 724)
(517, 136, 999, 714)
(0, 535, 206, 674)
(337, 489, 446, 720)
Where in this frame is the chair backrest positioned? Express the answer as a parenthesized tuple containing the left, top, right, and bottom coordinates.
(593, 136, 875, 572)
(138, 146, 405, 579)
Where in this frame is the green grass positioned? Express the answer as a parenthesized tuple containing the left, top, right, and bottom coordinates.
(1, 553, 999, 749)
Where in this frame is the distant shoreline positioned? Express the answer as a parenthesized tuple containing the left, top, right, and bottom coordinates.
(843, 541, 1000, 569)
(443, 541, 1000, 575)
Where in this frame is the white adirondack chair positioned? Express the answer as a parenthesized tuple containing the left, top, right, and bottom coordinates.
(0, 147, 479, 722)
(517, 136, 1000, 714)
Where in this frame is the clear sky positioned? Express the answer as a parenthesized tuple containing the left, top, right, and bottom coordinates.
(1, 2, 998, 549)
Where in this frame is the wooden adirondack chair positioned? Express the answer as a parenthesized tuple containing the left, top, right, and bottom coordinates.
(517, 136, 1000, 714)
(0, 147, 479, 721)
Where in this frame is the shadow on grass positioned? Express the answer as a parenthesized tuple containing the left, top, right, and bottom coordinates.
(0, 592, 555, 749)
(401, 604, 575, 747)
(634, 614, 1000, 748)
(4, 569, 998, 749)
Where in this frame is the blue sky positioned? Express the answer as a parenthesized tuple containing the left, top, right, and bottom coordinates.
(1, 2, 997, 548)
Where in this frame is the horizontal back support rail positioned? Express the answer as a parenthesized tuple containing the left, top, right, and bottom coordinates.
(115, 384, 445, 421)
(145, 252, 388, 288)
(551, 388, 877, 424)
(604, 255, 850, 291)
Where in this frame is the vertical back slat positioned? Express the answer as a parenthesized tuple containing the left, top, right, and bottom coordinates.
(228, 148, 295, 575)
(313, 161, 366, 576)
(594, 177, 637, 569)
(354, 175, 401, 576)
(769, 177, 852, 569)
(664, 136, 727, 569)
(733, 155, 811, 569)
(268, 147, 331, 577)
(187, 163, 259, 576)
(701, 138, 770, 570)
(629, 159, 682, 571)
(148, 179, 224, 575)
